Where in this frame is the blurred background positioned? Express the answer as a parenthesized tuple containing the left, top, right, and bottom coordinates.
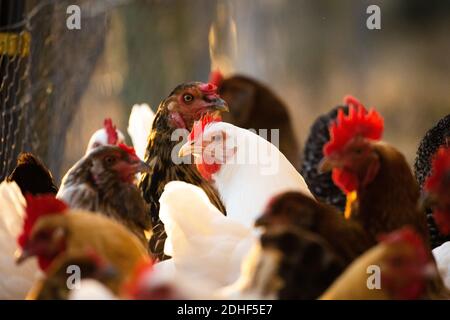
(0, 0, 449, 182)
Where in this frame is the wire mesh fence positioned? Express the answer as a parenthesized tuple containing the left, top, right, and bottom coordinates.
(0, 0, 110, 181)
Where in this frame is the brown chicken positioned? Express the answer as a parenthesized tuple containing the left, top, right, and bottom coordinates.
(58, 144, 151, 245)
(255, 191, 372, 266)
(16, 195, 149, 299)
(320, 227, 449, 300)
(212, 72, 301, 170)
(6, 152, 58, 196)
(319, 96, 429, 245)
(139, 82, 228, 260)
(225, 226, 345, 300)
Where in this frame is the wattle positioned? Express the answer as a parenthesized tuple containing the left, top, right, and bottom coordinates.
(196, 162, 221, 181)
(331, 168, 359, 194)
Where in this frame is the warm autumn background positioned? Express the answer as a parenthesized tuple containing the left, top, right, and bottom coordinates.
(1, 0, 449, 181)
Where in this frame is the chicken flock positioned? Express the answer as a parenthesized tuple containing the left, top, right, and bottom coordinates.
(0, 73, 449, 300)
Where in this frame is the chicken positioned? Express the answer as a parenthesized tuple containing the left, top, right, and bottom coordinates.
(255, 191, 372, 266)
(0, 181, 41, 299)
(6, 152, 58, 196)
(139, 82, 229, 260)
(219, 226, 345, 300)
(319, 96, 430, 244)
(211, 72, 301, 170)
(15, 195, 149, 298)
(85, 118, 125, 154)
(320, 227, 447, 300)
(415, 114, 450, 248)
(127, 103, 155, 160)
(155, 181, 256, 291)
(422, 147, 450, 236)
(301, 105, 349, 212)
(31, 250, 118, 300)
(57, 144, 151, 244)
(178, 116, 313, 228)
(425, 146, 450, 289)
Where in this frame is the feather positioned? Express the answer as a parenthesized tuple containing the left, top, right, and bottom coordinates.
(127, 103, 155, 160)
(157, 181, 257, 289)
(0, 181, 41, 299)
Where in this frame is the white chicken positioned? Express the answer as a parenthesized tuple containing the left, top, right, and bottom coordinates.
(178, 119, 313, 228)
(0, 181, 41, 299)
(127, 103, 155, 160)
(156, 181, 258, 291)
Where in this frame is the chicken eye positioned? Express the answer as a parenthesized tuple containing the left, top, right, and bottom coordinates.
(105, 156, 117, 165)
(183, 94, 194, 103)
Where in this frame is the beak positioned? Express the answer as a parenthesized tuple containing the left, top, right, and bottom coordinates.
(131, 159, 152, 173)
(178, 140, 204, 158)
(254, 214, 269, 227)
(15, 247, 33, 265)
(207, 97, 229, 113)
(318, 156, 339, 173)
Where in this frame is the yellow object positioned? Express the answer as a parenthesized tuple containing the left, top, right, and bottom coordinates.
(344, 191, 358, 219)
(0, 31, 31, 57)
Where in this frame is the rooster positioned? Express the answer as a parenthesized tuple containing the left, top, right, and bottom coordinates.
(178, 116, 313, 228)
(415, 114, 450, 248)
(15, 195, 149, 299)
(85, 118, 125, 154)
(57, 144, 151, 244)
(320, 227, 447, 300)
(255, 191, 372, 266)
(139, 82, 229, 260)
(319, 96, 430, 244)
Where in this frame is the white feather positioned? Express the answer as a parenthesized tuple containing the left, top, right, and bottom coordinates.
(157, 181, 257, 291)
(0, 181, 41, 299)
(127, 103, 155, 160)
(433, 241, 450, 290)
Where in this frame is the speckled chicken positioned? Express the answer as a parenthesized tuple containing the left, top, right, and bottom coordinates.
(414, 114, 450, 248)
(301, 105, 349, 212)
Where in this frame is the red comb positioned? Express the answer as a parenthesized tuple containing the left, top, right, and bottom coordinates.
(209, 70, 224, 87)
(118, 143, 137, 157)
(17, 195, 68, 248)
(199, 82, 218, 95)
(188, 114, 221, 141)
(323, 97, 384, 156)
(104, 118, 119, 145)
(123, 259, 154, 298)
(378, 227, 429, 261)
(424, 146, 450, 193)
